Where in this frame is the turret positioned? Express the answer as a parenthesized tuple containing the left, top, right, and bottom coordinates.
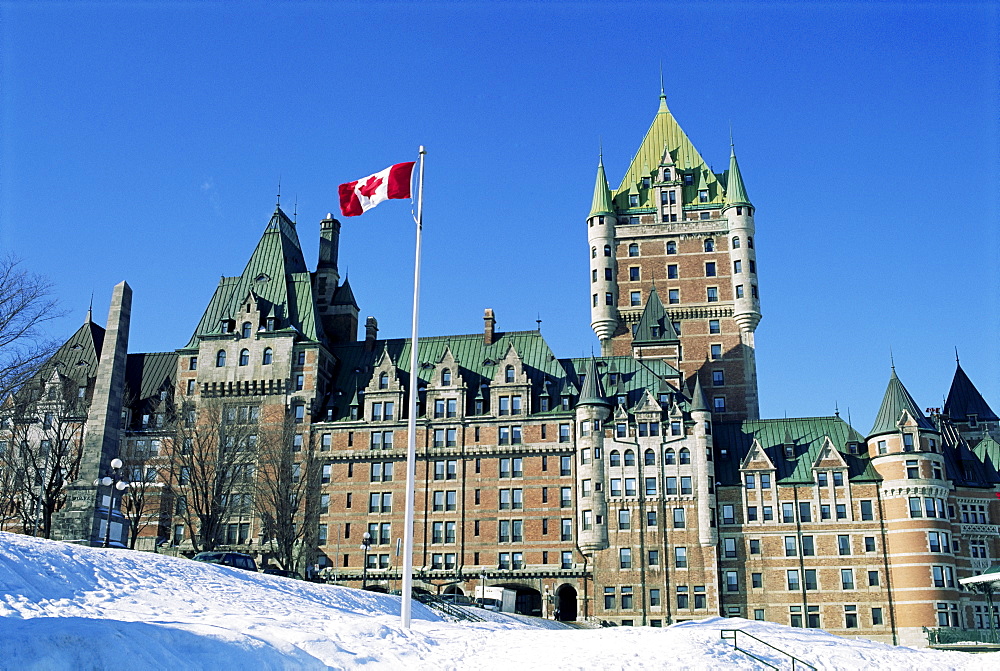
(588, 157, 619, 355)
(316, 214, 359, 342)
(689, 375, 717, 546)
(575, 358, 611, 553)
(723, 146, 760, 334)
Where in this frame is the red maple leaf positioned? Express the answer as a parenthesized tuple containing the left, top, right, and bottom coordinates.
(359, 175, 383, 198)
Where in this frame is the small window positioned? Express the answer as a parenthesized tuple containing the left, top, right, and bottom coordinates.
(667, 264, 678, 279)
(241, 322, 252, 338)
(629, 266, 640, 281)
(262, 348, 273, 365)
(591, 246, 596, 258)
(441, 369, 451, 386)
(706, 287, 718, 302)
(216, 350, 227, 367)
(699, 190, 709, 204)
(732, 236, 740, 249)
(705, 262, 716, 277)
(189, 356, 198, 371)
(710, 344, 722, 359)
(379, 373, 389, 389)
(630, 291, 641, 306)
(604, 245, 612, 257)
(666, 241, 677, 255)
(708, 319, 720, 334)
(628, 243, 639, 257)
(668, 289, 679, 304)
(239, 349, 250, 366)
(629, 194, 639, 207)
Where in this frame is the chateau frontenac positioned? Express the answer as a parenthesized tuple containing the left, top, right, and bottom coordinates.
(3, 93, 998, 647)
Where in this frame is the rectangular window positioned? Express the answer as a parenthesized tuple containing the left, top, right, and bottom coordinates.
(619, 548, 632, 569)
(782, 503, 795, 523)
(673, 507, 685, 528)
(710, 344, 722, 360)
(802, 535, 815, 556)
(705, 262, 716, 277)
(804, 569, 817, 591)
(648, 550, 659, 566)
(747, 506, 758, 522)
(649, 588, 661, 606)
(785, 536, 797, 557)
(668, 289, 679, 304)
(667, 264, 678, 279)
(726, 571, 738, 593)
(677, 586, 689, 609)
(868, 570, 880, 587)
(630, 291, 641, 306)
(799, 502, 812, 522)
(724, 537, 737, 558)
(838, 535, 851, 555)
(763, 506, 773, 521)
(787, 570, 800, 591)
(674, 546, 687, 568)
(722, 504, 735, 524)
(872, 608, 883, 626)
(860, 500, 874, 521)
(706, 287, 718, 302)
(841, 569, 855, 590)
(604, 587, 615, 610)
(749, 539, 760, 554)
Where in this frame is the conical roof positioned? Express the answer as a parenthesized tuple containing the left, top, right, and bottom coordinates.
(631, 288, 680, 347)
(576, 357, 610, 407)
(945, 362, 998, 422)
(332, 277, 360, 309)
(589, 158, 615, 217)
(869, 368, 935, 437)
(689, 374, 709, 414)
(723, 146, 751, 209)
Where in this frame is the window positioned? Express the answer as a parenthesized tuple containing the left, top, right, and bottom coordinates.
(293, 404, 305, 423)
(868, 570, 880, 587)
(787, 570, 800, 591)
(785, 536, 797, 557)
(725, 571, 738, 593)
(618, 509, 631, 530)
(666, 241, 677, 255)
(747, 506, 758, 521)
(833, 471, 844, 486)
(710, 344, 722, 359)
(629, 266, 640, 281)
(712, 370, 724, 386)
(679, 448, 690, 464)
(673, 508, 686, 528)
(747, 236, 753, 248)
(724, 538, 737, 558)
(840, 569, 855, 590)
(706, 287, 718, 302)
(836, 504, 847, 520)
(705, 262, 716, 277)
(802, 536, 815, 556)
(674, 546, 687, 568)
(722, 504, 735, 524)
(668, 289, 679, 304)
(605, 292, 614, 306)
(189, 355, 198, 371)
(735, 285, 744, 299)
(665, 477, 677, 495)
(216, 350, 227, 367)
(749, 539, 760, 554)
(761, 473, 771, 489)
(782, 503, 795, 523)
(838, 535, 851, 555)
(713, 397, 726, 412)
(619, 548, 632, 569)
(872, 608, 883, 626)
(624, 450, 636, 466)
(560, 487, 571, 508)
(860, 500, 874, 521)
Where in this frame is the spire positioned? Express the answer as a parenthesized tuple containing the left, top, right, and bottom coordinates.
(85, 292, 93, 324)
(723, 142, 751, 209)
(869, 368, 935, 437)
(589, 155, 615, 217)
(690, 374, 709, 414)
(945, 361, 999, 422)
(631, 287, 680, 346)
(577, 357, 610, 407)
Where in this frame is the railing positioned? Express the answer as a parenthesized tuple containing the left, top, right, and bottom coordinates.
(924, 627, 1000, 645)
(720, 629, 816, 671)
(414, 593, 487, 623)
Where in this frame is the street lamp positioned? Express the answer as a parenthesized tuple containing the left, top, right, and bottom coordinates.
(93, 457, 129, 548)
(360, 531, 372, 589)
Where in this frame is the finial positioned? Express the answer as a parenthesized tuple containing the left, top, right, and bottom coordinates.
(293, 195, 297, 224)
(889, 347, 895, 371)
(86, 292, 93, 323)
(847, 407, 853, 429)
(955, 346, 960, 364)
(276, 176, 281, 207)
(729, 121, 735, 153)
(536, 314, 542, 331)
(599, 138, 604, 164)
(834, 401, 840, 417)
(659, 61, 665, 98)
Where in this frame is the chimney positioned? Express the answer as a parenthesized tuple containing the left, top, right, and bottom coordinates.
(365, 316, 379, 351)
(484, 308, 496, 345)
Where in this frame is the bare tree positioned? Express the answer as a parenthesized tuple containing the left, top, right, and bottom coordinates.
(255, 416, 320, 572)
(120, 438, 168, 549)
(0, 255, 64, 404)
(165, 397, 257, 553)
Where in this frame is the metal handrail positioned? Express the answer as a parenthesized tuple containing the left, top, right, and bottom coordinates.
(721, 629, 817, 671)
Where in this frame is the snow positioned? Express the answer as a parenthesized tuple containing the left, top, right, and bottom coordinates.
(0, 532, 996, 670)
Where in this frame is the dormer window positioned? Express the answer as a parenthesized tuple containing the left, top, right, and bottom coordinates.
(902, 434, 914, 452)
(379, 373, 389, 389)
(683, 174, 693, 185)
(698, 190, 709, 203)
(441, 369, 451, 386)
(641, 177, 651, 189)
(629, 194, 639, 207)
(241, 322, 252, 338)
(969, 414, 978, 428)
(254, 273, 270, 283)
(505, 366, 515, 383)
(266, 317, 276, 331)
(663, 168, 671, 180)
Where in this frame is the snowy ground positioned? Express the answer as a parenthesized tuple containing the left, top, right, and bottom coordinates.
(0, 532, 996, 670)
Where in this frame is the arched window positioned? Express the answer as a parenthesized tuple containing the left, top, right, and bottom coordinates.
(442, 368, 452, 386)
(624, 449, 636, 466)
(679, 447, 691, 465)
(609, 450, 621, 467)
(644, 448, 655, 466)
(628, 243, 639, 257)
(664, 448, 675, 465)
(505, 365, 515, 383)
(379, 373, 389, 389)
(704, 239, 715, 252)
(747, 236, 754, 249)
(241, 322, 252, 338)
(666, 241, 677, 255)
(262, 348, 273, 365)
(216, 350, 227, 367)
(239, 349, 249, 366)
(603, 245, 612, 257)
(591, 246, 597, 258)
(732, 236, 740, 249)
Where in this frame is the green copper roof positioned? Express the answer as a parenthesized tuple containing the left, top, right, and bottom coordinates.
(589, 158, 614, 217)
(632, 287, 680, 347)
(576, 356, 610, 407)
(612, 94, 723, 210)
(869, 369, 936, 437)
(723, 147, 751, 208)
(124, 352, 177, 402)
(714, 416, 874, 485)
(186, 207, 321, 347)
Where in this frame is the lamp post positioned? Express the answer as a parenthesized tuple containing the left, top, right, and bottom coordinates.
(360, 531, 372, 589)
(93, 457, 129, 548)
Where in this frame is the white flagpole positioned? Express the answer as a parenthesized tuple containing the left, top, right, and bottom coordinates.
(401, 146, 425, 629)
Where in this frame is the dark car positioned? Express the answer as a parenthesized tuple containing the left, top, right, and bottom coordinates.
(192, 552, 258, 572)
(262, 568, 304, 580)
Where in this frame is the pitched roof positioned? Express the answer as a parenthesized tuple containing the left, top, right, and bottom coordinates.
(576, 357, 610, 407)
(332, 278, 359, 309)
(689, 374, 709, 414)
(631, 287, 680, 347)
(124, 352, 178, 403)
(869, 368, 935, 437)
(185, 207, 320, 347)
(713, 416, 873, 485)
(612, 94, 723, 210)
(945, 362, 998, 422)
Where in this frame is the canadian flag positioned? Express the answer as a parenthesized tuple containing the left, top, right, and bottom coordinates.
(338, 162, 416, 217)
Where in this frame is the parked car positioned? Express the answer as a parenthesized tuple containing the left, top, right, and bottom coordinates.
(191, 552, 258, 572)
(262, 568, 304, 580)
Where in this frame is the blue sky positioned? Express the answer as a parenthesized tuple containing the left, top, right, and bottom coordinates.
(2, 1, 997, 432)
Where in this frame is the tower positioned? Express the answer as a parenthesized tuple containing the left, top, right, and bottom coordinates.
(314, 213, 359, 343)
(588, 92, 762, 420)
(575, 357, 611, 553)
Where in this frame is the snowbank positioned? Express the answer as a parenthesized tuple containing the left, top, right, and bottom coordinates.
(0, 532, 995, 670)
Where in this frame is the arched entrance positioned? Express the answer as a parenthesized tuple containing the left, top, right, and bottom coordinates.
(494, 583, 542, 616)
(443, 585, 464, 596)
(555, 584, 578, 621)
